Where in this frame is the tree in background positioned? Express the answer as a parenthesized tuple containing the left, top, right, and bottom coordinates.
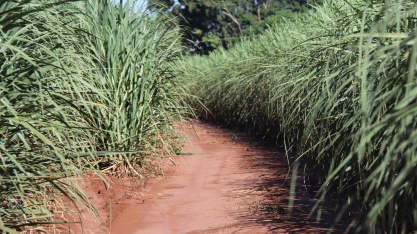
(148, 0, 321, 53)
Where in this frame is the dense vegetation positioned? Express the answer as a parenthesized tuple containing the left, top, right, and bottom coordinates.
(148, 0, 322, 53)
(180, 0, 417, 233)
(2, 0, 417, 233)
(0, 0, 190, 232)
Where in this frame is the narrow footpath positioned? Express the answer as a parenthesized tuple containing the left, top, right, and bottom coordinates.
(80, 122, 351, 233)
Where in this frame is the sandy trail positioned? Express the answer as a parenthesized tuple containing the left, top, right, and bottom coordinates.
(78, 122, 351, 233)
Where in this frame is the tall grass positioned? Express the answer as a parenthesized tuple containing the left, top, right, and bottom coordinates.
(0, 1, 103, 232)
(1, 0, 190, 232)
(180, 0, 417, 232)
(78, 0, 191, 177)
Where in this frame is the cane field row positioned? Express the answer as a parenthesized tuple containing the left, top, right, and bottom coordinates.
(2, 0, 417, 233)
(0, 0, 191, 232)
(180, 0, 417, 233)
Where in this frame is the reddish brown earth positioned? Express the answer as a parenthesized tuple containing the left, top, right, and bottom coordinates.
(68, 122, 353, 234)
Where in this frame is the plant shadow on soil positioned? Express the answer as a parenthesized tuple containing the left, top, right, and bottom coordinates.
(201, 122, 357, 234)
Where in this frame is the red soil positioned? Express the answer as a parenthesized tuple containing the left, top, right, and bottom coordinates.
(71, 122, 352, 233)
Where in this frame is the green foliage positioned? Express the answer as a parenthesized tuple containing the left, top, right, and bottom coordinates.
(0, 0, 101, 231)
(149, 0, 318, 53)
(180, 0, 417, 232)
(78, 0, 191, 176)
(202, 32, 223, 49)
(0, 0, 191, 232)
(194, 28, 203, 36)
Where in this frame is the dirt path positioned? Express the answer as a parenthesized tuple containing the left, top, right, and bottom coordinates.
(77, 122, 351, 233)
